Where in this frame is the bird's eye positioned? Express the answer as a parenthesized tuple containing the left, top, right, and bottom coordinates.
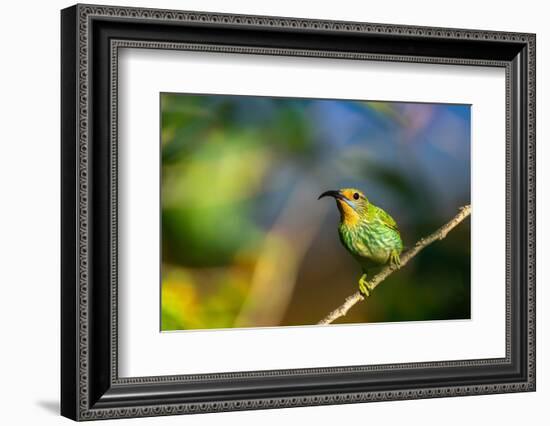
(353, 192, 360, 200)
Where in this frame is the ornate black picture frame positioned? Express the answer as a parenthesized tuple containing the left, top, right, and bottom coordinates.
(61, 4, 536, 421)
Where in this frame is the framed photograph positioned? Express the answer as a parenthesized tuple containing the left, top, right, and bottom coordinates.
(61, 4, 536, 421)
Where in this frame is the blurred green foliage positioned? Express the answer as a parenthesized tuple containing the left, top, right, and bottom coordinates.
(161, 93, 471, 330)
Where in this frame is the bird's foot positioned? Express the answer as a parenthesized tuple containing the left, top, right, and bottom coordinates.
(390, 250, 401, 268)
(358, 274, 374, 298)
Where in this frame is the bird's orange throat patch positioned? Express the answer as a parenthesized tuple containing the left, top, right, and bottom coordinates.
(337, 199, 360, 227)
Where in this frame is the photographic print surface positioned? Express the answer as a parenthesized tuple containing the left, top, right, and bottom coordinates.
(160, 93, 471, 331)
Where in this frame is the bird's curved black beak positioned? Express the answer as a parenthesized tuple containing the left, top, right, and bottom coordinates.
(318, 190, 343, 200)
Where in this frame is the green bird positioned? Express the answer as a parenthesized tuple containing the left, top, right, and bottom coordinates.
(319, 188, 403, 297)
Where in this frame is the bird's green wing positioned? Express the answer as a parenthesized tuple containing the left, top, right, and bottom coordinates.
(375, 206, 399, 233)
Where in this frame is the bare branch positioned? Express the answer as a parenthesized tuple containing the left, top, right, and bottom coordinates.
(317, 204, 472, 325)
